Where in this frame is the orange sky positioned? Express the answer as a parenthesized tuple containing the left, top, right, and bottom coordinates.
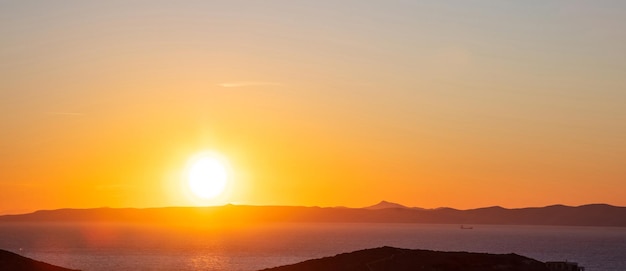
(1, 1, 626, 214)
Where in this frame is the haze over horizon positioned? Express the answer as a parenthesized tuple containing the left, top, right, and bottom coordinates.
(2, 1, 626, 214)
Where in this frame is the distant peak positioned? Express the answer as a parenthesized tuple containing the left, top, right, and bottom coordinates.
(364, 200, 408, 210)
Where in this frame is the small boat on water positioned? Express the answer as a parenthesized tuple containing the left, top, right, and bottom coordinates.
(460, 225, 473, 229)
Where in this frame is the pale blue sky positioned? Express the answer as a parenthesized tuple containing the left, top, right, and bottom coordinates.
(1, 1, 625, 211)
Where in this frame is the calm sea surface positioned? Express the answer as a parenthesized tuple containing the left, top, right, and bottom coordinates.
(0, 222, 624, 271)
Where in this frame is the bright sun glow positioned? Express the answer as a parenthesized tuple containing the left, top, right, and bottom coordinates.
(187, 156, 228, 199)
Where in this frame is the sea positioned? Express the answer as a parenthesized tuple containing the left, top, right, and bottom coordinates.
(0, 222, 624, 271)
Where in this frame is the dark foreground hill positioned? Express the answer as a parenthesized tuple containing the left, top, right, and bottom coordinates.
(1, 202, 625, 227)
(259, 246, 549, 271)
(0, 249, 79, 271)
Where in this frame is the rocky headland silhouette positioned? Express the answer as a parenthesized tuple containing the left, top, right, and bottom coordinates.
(0, 249, 79, 271)
(258, 246, 549, 271)
(2, 246, 568, 271)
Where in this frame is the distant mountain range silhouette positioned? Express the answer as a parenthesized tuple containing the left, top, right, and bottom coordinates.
(258, 246, 549, 271)
(0, 249, 78, 271)
(1, 202, 625, 227)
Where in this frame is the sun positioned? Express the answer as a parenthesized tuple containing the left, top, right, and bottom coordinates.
(187, 155, 228, 200)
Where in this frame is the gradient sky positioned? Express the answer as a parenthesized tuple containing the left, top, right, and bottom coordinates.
(1, 1, 625, 214)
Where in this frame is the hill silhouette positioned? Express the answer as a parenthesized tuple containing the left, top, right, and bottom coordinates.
(364, 201, 409, 210)
(1, 203, 625, 227)
(0, 249, 78, 271)
(258, 246, 549, 271)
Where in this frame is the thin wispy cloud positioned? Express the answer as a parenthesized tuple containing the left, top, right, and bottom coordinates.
(46, 112, 85, 116)
(217, 81, 284, 88)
